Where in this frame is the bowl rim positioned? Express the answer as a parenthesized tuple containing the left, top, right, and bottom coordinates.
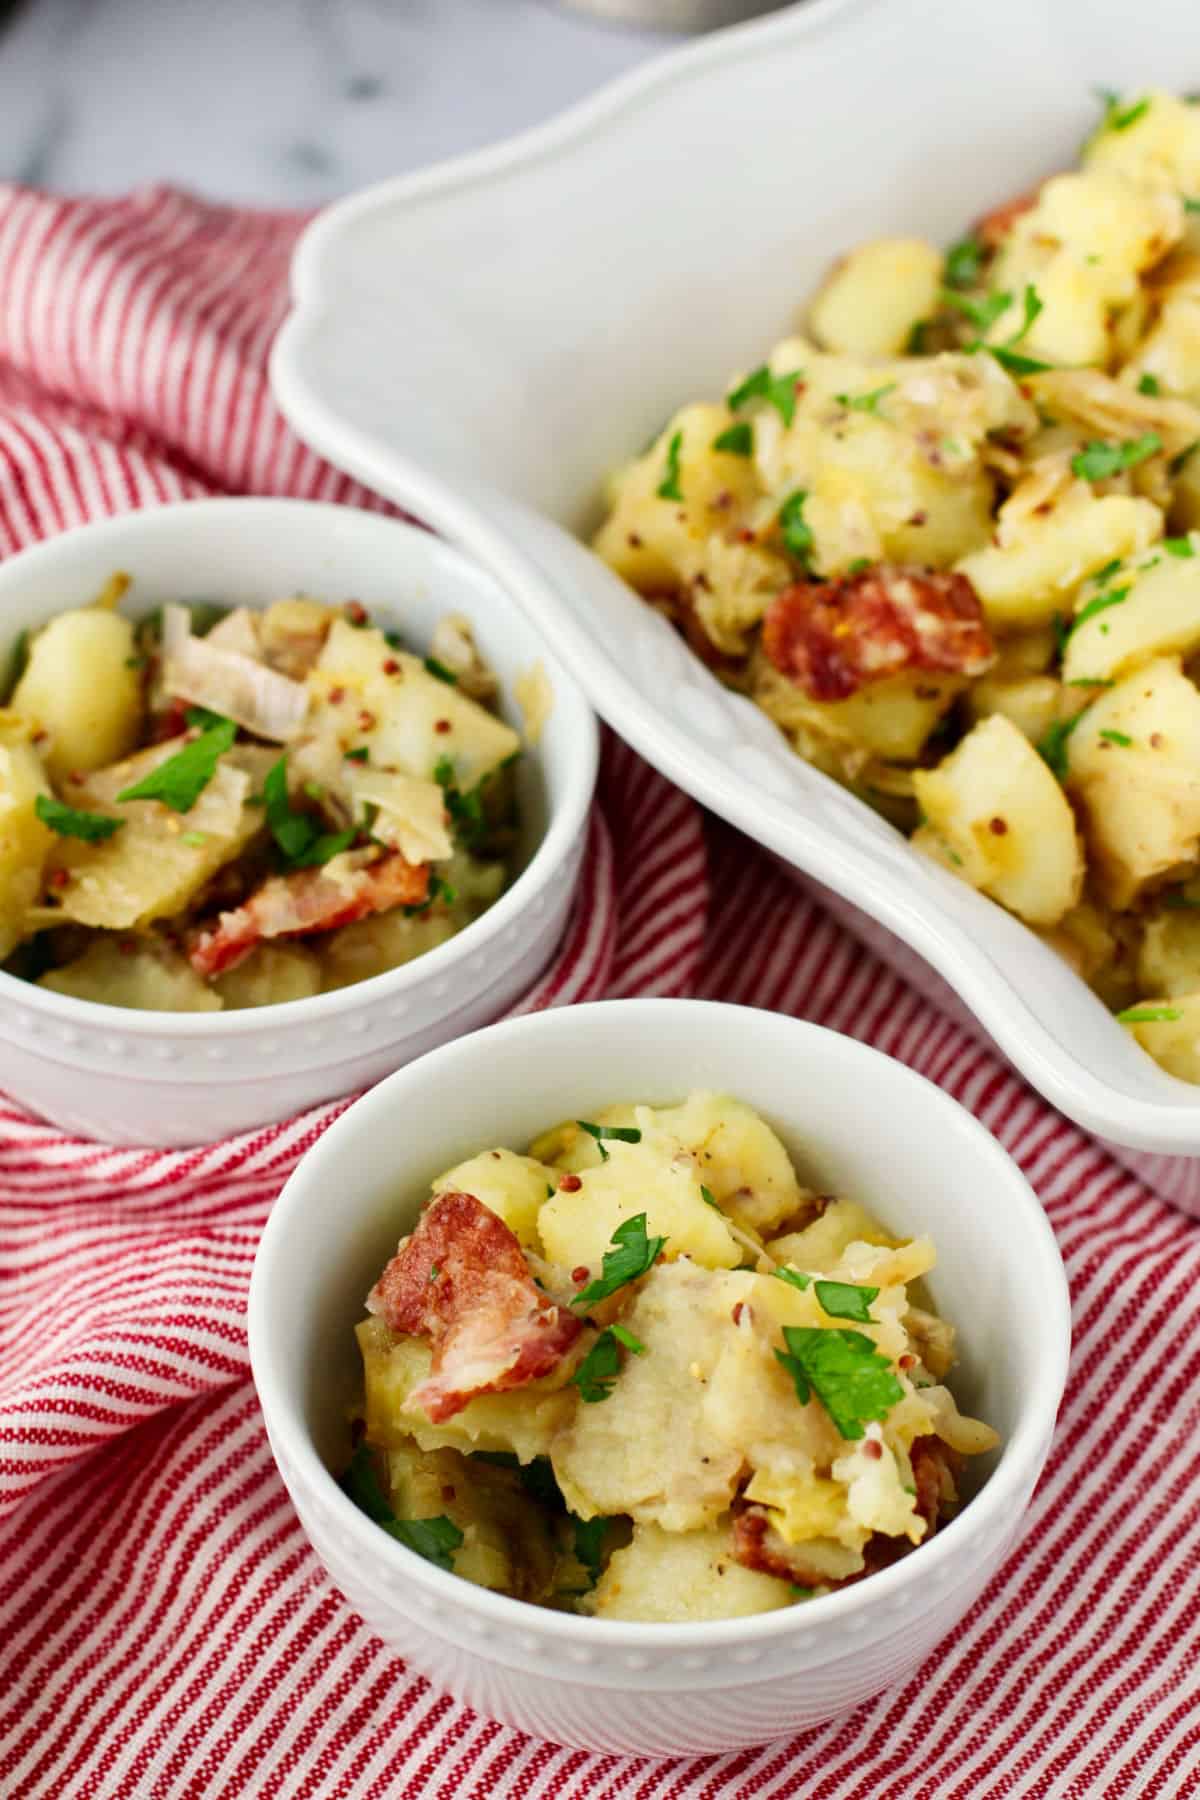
(248, 996, 1072, 1650)
(0, 496, 599, 1037)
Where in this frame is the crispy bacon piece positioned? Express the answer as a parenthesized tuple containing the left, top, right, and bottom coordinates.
(974, 187, 1038, 251)
(366, 1190, 583, 1422)
(909, 1434, 964, 1529)
(188, 850, 428, 978)
(762, 567, 993, 702)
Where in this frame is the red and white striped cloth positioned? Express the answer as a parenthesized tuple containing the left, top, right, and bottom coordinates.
(1, 187, 1198, 1800)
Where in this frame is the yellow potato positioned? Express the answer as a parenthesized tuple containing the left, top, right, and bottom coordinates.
(40, 936, 222, 1012)
(0, 714, 52, 959)
(432, 1147, 557, 1249)
(11, 607, 143, 782)
(590, 1520, 793, 1622)
(808, 238, 944, 358)
(1062, 542, 1200, 685)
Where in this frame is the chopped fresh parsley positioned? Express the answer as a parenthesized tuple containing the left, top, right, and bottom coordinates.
(700, 1184, 721, 1210)
(423, 656, 458, 685)
(572, 1213, 666, 1310)
(1095, 88, 1150, 134)
(1171, 440, 1199, 476)
(814, 1279, 879, 1324)
(1116, 1005, 1183, 1024)
(790, 1585, 816, 1600)
(656, 429, 684, 501)
(181, 831, 208, 848)
(942, 288, 1011, 336)
(576, 1119, 642, 1164)
(944, 236, 984, 291)
(116, 714, 237, 812)
(262, 756, 355, 867)
(1036, 713, 1082, 782)
(610, 1323, 646, 1355)
(35, 794, 124, 841)
(835, 384, 897, 415)
(1099, 728, 1132, 746)
(1164, 536, 1196, 558)
(1071, 434, 1161, 481)
(773, 1267, 812, 1292)
(571, 1515, 608, 1588)
(1186, 198, 1200, 214)
(570, 1330, 623, 1403)
(339, 1446, 463, 1571)
(985, 345, 1053, 376)
(1066, 676, 1114, 689)
(727, 364, 805, 427)
(906, 320, 930, 354)
(775, 1325, 904, 1440)
(1138, 373, 1161, 396)
(1091, 559, 1122, 586)
(344, 745, 370, 762)
(1008, 284, 1043, 346)
(1070, 585, 1130, 636)
(846, 557, 872, 575)
(778, 490, 814, 565)
(712, 422, 754, 456)
(1, 626, 28, 703)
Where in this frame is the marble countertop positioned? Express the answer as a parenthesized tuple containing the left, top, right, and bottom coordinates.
(0, 0, 673, 206)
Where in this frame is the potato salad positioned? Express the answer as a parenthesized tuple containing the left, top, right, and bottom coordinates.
(0, 580, 522, 1010)
(345, 1094, 997, 1621)
(594, 89, 1200, 1082)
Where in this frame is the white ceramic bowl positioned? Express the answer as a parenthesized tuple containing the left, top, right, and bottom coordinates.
(0, 499, 597, 1146)
(248, 998, 1070, 1755)
(269, 0, 1200, 1196)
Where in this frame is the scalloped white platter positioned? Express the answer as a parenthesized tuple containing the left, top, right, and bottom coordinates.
(271, 0, 1200, 1206)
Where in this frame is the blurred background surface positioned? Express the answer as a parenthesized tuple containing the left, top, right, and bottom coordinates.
(0, 0, 683, 204)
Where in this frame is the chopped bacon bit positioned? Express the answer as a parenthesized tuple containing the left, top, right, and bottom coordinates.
(762, 566, 993, 702)
(558, 1173, 582, 1194)
(188, 851, 428, 978)
(974, 187, 1038, 250)
(366, 1190, 582, 1421)
(441, 1485, 456, 1502)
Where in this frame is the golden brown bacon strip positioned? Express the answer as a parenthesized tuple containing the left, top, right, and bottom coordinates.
(762, 567, 993, 702)
(366, 1190, 583, 1422)
(189, 850, 428, 978)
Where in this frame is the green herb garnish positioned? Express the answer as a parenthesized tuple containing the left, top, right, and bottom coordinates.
(944, 236, 984, 290)
(772, 1267, 812, 1292)
(774, 1325, 904, 1440)
(712, 422, 754, 456)
(344, 746, 370, 762)
(1116, 1005, 1183, 1023)
(1070, 585, 1130, 636)
(700, 1184, 721, 1210)
(570, 1330, 623, 1404)
(339, 1447, 464, 1571)
(1138, 373, 1161, 396)
(1, 626, 28, 702)
(985, 345, 1053, 376)
(1071, 434, 1161, 481)
(906, 320, 929, 355)
(423, 656, 458, 685)
(1095, 89, 1150, 134)
(610, 1323, 646, 1355)
(34, 794, 124, 841)
(571, 1516, 608, 1588)
(1099, 728, 1132, 746)
(835, 384, 897, 415)
(116, 715, 237, 812)
(727, 365, 805, 427)
(814, 1279, 879, 1324)
(576, 1120, 642, 1165)
(1164, 536, 1195, 558)
(778, 490, 814, 565)
(262, 756, 355, 867)
(656, 429, 684, 501)
(572, 1214, 666, 1310)
(1008, 283, 1043, 345)
(1066, 676, 1114, 689)
(1036, 713, 1082, 782)
(1171, 440, 1199, 477)
(942, 288, 1011, 336)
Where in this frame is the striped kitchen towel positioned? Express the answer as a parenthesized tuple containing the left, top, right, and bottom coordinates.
(0, 186, 1198, 1800)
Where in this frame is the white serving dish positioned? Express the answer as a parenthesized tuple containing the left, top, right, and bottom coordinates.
(248, 997, 1071, 1755)
(0, 499, 596, 1146)
(270, 0, 1200, 1203)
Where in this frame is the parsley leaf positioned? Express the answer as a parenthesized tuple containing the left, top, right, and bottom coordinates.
(570, 1329, 623, 1403)
(778, 490, 814, 565)
(1069, 584, 1130, 636)
(423, 656, 458, 685)
(773, 1267, 812, 1292)
(835, 384, 897, 415)
(576, 1119, 642, 1165)
(610, 1323, 646, 1354)
(116, 715, 237, 812)
(727, 365, 805, 427)
(1, 626, 28, 703)
(572, 1213, 666, 1310)
(263, 756, 355, 867)
(1117, 1005, 1183, 1023)
(344, 745, 370, 762)
(1071, 434, 1161, 481)
(712, 422, 754, 456)
(1095, 89, 1150, 133)
(1165, 536, 1196, 558)
(906, 320, 930, 354)
(1066, 676, 1114, 689)
(1099, 728, 1132, 746)
(814, 1279, 879, 1323)
(942, 288, 1011, 336)
(1036, 713, 1082, 782)
(433, 755, 490, 851)
(339, 1446, 464, 1571)
(700, 1184, 721, 1210)
(984, 345, 1053, 376)
(571, 1515, 608, 1588)
(774, 1325, 904, 1439)
(35, 794, 124, 842)
(656, 429, 684, 501)
(1138, 372, 1161, 396)
(944, 236, 984, 291)
(1008, 283, 1043, 346)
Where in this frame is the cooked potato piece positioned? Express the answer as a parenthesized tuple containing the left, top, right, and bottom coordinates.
(39, 936, 222, 1011)
(537, 1131, 742, 1274)
(766, 1197, 899, 1271)
(11, 607, 143, 782)
(1139, 910, 1200, 997)
(1062, 543, 1200, 686)
(752, 657, 963, 763)
(808, 238, 944, 358)
(1083, 89, 1200, 203)
(1066, 657, 1200, 907)
(212, 943, 321, 1009)
(318, 906, 462, 990)
(590, 1519, 793, 1621)
(382, 1440, 559, 1602)
(1121, 992, 1200, 1082)
(311, 620, 520, 791)
(1038, 899, 1141, 1011)
(956, 481, 1161, 631)
(433, 1147, 556, 1249)
(357, 1318, 574, 1463)
(646, 1092, 806, 1235)
(912, 714, 1084, 925)
(0, 715, 52, 959)
(964, 672, 1062, 745)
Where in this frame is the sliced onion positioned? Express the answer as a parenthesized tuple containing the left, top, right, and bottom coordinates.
(345, 767, 453, 865)
(163, 604, 309, 741)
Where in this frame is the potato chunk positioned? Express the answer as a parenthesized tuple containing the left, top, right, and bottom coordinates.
(39, 936, 222, 1012)
(1066, 657, 1200, 907)
(433, 1147, 557, 1250)
(1121, 993, 1200, 1084)
(912, 714, 1084, 926)
(766, 1197, 899, 1271)
(11, 607, 143, 782)
(213, 943, 321, 1009)
(382, 1440, 559, 1602)
(591, 1520, 793, 1622)
(646, 1092, 806, 1235)
(0, 715, 52, 959)
(1062, 544, 1200, 686)
(537, 1130, 742, 1274)
(808, 238, 944, 358)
